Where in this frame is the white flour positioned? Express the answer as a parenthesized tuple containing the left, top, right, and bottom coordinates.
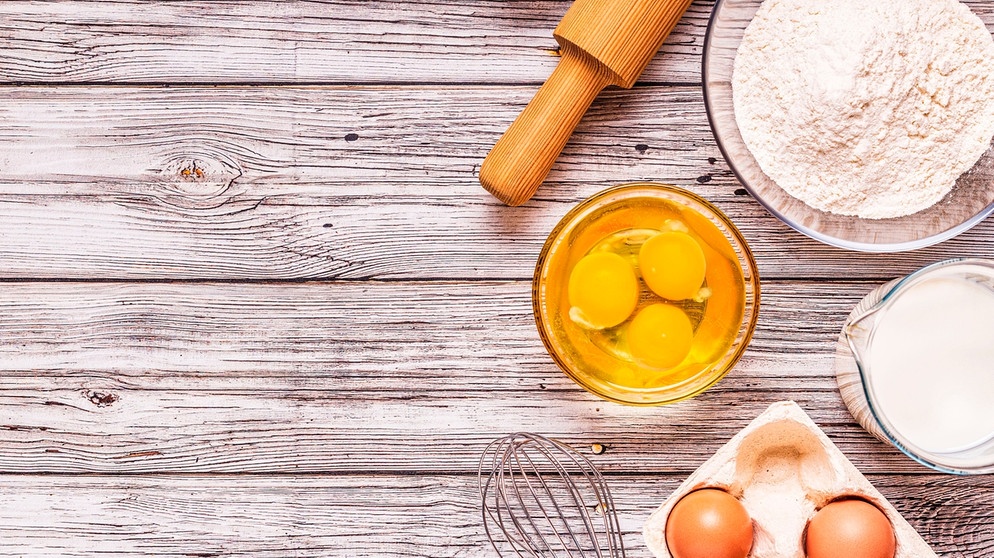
(733, 0, 994, 219)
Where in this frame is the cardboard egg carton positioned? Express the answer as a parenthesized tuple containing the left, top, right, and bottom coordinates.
(643, 401, 936, 558)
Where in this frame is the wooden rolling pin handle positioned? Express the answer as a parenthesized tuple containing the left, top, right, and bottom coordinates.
(479, 43, 615, 206)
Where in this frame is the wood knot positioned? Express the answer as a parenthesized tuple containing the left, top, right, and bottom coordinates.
(133, 154, 260, 213)
(86, 390, 119, 407)
(164, 156, 241, 192)
(179, 161, 207, 181)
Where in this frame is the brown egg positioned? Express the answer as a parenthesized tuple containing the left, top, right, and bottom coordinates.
(806, 499, 896, 558)
(665, 488, 753, 558)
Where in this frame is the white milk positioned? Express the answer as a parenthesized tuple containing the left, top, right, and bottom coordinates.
(867, 276, 994, 454)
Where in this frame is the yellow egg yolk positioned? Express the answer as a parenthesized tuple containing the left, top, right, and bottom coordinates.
(639, 231, 707, 300)
(627, 303, 694, 369)
(567, 252, 639, 330)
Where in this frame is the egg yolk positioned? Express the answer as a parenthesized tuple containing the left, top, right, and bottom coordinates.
(567, 252, 639, 330)
(665, 488, 753, 558)
(805, 499, 895, 558)
(639, 231, 707, 300)
(627, 303, 694, 369)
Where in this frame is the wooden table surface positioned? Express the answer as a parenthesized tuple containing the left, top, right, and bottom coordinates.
(2, 1, 994, 556)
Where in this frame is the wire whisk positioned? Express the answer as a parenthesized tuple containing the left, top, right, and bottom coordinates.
(478, 433, 626, 557)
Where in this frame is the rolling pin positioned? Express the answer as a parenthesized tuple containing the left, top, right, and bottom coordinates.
(479, 0, 694, 206)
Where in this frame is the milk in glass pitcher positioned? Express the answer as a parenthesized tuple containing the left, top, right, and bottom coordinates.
(837, 258, 994, 474)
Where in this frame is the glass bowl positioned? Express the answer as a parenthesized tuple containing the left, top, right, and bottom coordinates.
(533, 183, 760, 406)
(703, 0, 994, 252)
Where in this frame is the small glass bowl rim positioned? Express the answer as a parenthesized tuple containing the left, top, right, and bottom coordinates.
(531, 182, 761, 406)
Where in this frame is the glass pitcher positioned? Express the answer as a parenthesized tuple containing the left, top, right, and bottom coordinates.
(837, 258, 994, 474)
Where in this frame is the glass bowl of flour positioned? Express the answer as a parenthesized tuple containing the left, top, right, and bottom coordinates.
(704, 0, 994, 252)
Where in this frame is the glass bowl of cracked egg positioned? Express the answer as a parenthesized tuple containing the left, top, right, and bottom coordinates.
(704, 0, 994, 252)
(533, 183, 760, 406)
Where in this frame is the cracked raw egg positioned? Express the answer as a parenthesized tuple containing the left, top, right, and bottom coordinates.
(627, 303, 694, 369)
(639, 230, 707, 300)
(532, 184, 758, 404)
(567, 251, 639, 329)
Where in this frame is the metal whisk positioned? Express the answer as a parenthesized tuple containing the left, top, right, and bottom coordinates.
(478, 433, 626, 557)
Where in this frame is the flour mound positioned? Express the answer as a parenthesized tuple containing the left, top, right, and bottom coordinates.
(733, 0, 994, 219)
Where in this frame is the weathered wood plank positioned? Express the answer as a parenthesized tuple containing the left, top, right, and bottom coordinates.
(4, 0, 990, 89)
(0, 0, 712, 85)
(1, 85, 993, 280)
(3, 185, 994, 281)
(0, 385, 931, 475)
(0, 279, 954, 474)
(0, 279, 873, 385)
(0, 474, 989, 557)
(0, 86, 712, 185)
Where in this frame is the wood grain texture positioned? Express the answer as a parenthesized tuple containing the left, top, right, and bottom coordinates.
(0, 280, 868, 386)
(0, 85, 715, 186)
(0, 279, 954, 475)
(0, 474, 990, 558)
(0, 0, 713, 85)
(2, 85, 994, 280)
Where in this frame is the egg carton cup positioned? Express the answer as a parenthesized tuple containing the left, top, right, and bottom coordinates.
(643, 400, 936, 558)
